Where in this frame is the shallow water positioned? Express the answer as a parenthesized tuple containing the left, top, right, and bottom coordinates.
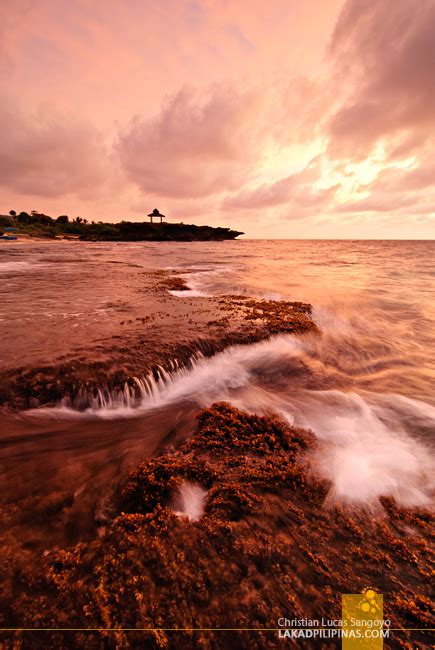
(0, 239, 434, 542)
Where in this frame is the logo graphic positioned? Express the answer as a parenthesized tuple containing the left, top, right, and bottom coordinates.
(342, 588, 385, 649)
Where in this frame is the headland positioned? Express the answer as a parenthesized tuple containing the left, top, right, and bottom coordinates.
(0, 211, 244, 241)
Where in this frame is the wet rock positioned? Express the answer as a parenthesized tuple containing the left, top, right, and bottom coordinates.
(2, 403, 432, 647)
(0, 293, 318, 411)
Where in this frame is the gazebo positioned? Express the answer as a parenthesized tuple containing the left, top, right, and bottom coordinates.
(147, 208, 166, 223)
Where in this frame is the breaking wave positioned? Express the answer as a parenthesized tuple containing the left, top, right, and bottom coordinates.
(28, 326, 435, 508)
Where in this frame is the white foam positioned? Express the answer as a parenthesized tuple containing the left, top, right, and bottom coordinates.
(301, 391, 434, 507)
(28, 334, 305, 419)
(173, 481, 207, 521)
(230, 387, 435, 508)
(0, 260, 42, 273)
(27, 328, 435, 509)
(168, 267, 233, 298)
(169, 289, 208, 297)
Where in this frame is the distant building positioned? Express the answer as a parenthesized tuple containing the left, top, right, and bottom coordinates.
(147, 208, 166, 223)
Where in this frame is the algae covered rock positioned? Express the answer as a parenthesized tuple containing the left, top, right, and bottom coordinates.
(2, 403, 433, 649)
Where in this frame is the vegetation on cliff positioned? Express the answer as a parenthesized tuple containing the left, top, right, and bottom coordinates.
(0, 211, 244, 241)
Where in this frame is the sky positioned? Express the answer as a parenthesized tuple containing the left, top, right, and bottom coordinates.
(1, 0, 434, 239)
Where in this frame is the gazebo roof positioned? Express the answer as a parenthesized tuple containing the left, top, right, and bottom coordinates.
(147, 208, 165, 217)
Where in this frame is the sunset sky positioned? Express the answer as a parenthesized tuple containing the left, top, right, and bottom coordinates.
(1, 0, 434, 238)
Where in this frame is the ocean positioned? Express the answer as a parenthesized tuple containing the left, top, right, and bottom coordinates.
(0, 239, 434, 543)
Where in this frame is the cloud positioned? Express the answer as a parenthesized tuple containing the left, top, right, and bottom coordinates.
(0, 0, 433, 237)
(116, 84, 271, 199)
(215, 0, 435, 224)
(0, 1, 33, 68)
(222, 160, 336, 212)
(333, 141, 435, 218)
(223, 175, 298, 210)
(115, 0, 435, 232)
(0, 101, 111, 198)
(327, 0, 435, 158)
(116, 75, 326, 201)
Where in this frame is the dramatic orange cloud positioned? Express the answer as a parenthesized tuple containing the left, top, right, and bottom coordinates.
(0, 0, 433, 238)
(117, 84, 266, 198)
(327, 0, 435, 156)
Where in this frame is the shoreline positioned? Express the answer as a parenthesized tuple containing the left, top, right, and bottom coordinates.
(1, 401, 433, 646)
(0, 258, 433, 647)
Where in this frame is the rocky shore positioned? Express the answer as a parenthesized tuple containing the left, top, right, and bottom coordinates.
(1, 403, 433, 648)
(0, 268, 433, 649)
(0, 270, 317, 410)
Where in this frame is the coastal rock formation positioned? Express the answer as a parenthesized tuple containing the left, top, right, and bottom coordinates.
(0, 212, 244, 241)
(81, 221, 245, 242)
(1, 403, 432, 648)
(0, 287, 317, 410)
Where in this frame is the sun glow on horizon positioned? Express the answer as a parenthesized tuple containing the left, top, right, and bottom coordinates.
(313, 144, 419, 206)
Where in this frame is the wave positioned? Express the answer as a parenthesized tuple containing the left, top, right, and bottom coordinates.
(0, 260, 43, 273)
(232, 387, 434, 508)
(30, 335, 306, 418)
(27, 331, 435, 508)
(169, 289, 209, 297)
(166, 264, 285, 301)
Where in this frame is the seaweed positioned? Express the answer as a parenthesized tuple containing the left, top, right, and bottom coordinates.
(1, 403, 433, 649)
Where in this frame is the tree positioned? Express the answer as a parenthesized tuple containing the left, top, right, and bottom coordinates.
(17, 212, 31, 224)
(31, 212, 52, 225)
(56, 215, 69, 224)
(0, 215, 13, 227)
(9, 210, 16, 217)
